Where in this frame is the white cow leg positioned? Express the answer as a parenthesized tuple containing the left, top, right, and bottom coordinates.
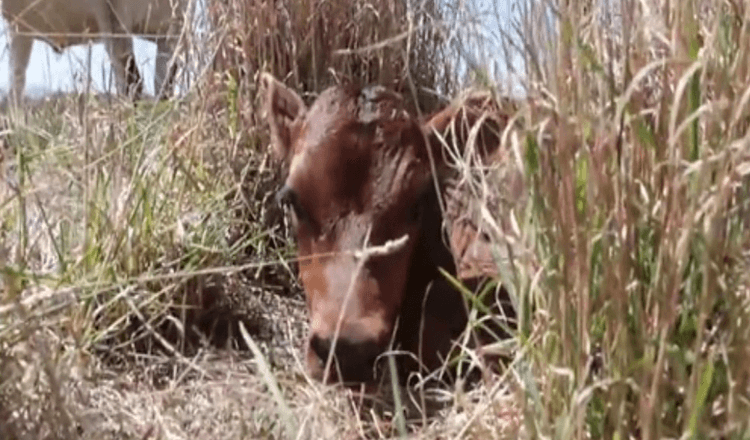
(8, 33, 33, 106)
(155, 38, 178, 100)
(105, 36, 143, 100)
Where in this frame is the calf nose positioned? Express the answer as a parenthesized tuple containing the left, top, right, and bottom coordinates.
(309, 334, 381, 383)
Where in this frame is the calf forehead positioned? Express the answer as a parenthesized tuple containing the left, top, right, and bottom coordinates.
(296, 85, 403, 154)
(289, 85, 428, 207)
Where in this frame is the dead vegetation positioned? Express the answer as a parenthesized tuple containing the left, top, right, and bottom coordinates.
(2, 0, 750, 438)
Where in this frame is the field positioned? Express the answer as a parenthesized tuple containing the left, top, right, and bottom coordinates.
(2, 0, 750, 439)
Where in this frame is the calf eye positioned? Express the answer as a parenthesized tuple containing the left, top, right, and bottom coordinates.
(276, 185, 310, 225)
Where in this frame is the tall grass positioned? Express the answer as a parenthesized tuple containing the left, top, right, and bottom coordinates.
(500, 0, 750, 437)
(206, 0, 455, 141)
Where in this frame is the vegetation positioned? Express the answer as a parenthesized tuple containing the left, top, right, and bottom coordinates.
(1, 0, 750, 438)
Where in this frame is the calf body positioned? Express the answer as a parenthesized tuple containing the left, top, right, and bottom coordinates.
(263, 73, 512, 385)
(2, 0, 185, 101)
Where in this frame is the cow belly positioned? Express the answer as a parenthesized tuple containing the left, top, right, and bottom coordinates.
(110, 0, 178, 37)
(2, 0, 179, 46)
(3, 1, 101, 49)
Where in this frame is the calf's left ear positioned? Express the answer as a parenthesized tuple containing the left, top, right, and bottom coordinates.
(261, 73, 306, 162)
(420, 93, 506, 166)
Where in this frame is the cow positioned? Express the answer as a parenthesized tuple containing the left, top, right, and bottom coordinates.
(2, 0, 186, 102)
(262, 72, 516, 385)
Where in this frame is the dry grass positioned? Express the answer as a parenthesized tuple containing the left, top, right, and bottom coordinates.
(511, 0, 750, 437)
(3, 0, 750, 438)
(205, 0, 455, 148)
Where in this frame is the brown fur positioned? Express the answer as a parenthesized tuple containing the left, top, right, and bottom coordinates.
(262, 73, 513, 385)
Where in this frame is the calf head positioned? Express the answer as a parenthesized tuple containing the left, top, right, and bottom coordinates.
(262, 73, 503, 384)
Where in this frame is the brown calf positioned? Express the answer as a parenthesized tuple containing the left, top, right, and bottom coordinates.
(262, 73, 513, 385)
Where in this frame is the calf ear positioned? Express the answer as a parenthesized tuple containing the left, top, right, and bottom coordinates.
(261, 73, 306, 161)
(421, 93, 505, 166)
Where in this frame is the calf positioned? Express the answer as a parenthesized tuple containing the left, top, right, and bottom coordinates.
(2, 0, 186, 102)
(262, 73, 513, 385)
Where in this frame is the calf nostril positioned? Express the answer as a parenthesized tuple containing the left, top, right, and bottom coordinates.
(346, 339, 381, 369)
(310, 334, 332, 363)
(309, 334, 384, 382)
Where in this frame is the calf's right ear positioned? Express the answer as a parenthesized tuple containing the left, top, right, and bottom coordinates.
(261, 73, 306, 161)
(421, 93, 505, 167)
